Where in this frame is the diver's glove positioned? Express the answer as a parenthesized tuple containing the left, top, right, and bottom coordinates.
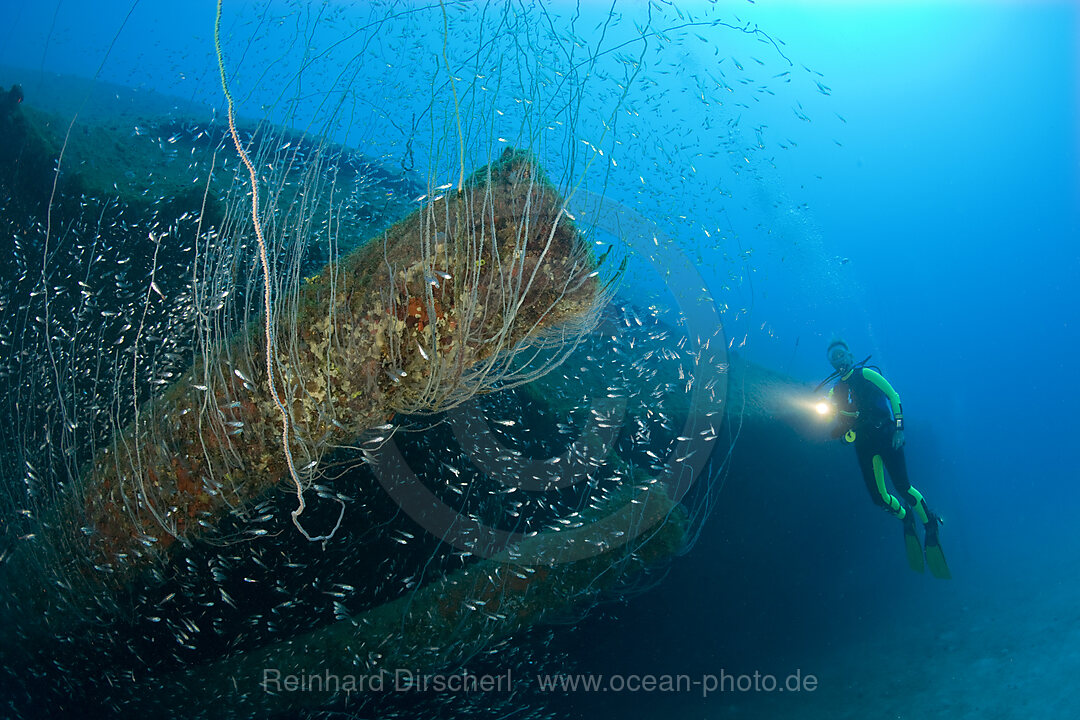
(892, 429, 905, 449)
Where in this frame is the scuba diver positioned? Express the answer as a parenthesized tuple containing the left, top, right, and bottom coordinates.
(819, 339, 950, 579)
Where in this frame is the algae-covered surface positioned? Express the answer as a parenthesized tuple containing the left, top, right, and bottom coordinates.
(0, 64, 410, 234)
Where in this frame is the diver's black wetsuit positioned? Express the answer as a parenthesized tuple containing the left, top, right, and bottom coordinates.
(829, 366, 928, 522)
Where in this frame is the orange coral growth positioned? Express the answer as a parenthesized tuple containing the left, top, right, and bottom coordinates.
(398, 296, 447, 333)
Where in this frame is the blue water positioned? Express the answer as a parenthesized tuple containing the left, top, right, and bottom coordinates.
(748, 2, 1080, 565)
(1, 1, 1077, 718)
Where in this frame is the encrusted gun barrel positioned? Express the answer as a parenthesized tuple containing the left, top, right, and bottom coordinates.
(56, 149, 600, 587)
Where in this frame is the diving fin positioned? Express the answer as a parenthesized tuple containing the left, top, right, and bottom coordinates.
(903, 514, 925, 573)
(923, 516, 951, 580)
